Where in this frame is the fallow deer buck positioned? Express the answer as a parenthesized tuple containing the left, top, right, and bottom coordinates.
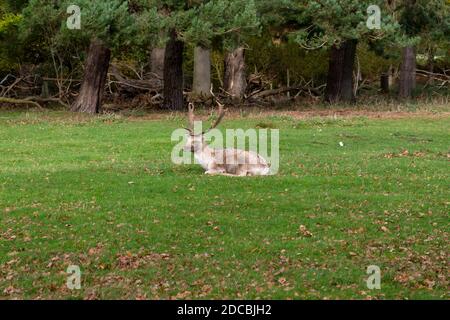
(184, 90, 271, 176)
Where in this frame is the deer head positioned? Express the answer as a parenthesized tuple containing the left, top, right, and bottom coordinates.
(184, 87, 226, 153)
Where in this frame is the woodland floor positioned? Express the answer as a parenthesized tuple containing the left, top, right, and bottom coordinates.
(0, 109, 448, 299)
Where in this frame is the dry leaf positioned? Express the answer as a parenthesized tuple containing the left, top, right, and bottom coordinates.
(299, 225, 313, 237)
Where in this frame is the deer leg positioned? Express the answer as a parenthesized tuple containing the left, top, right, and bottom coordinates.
(235, 166, 249, 177)
(207, 172, 242, 177)
(205, 166, 239, 177)
(205, 170, 222, 175)
(205, 163, 225, 175)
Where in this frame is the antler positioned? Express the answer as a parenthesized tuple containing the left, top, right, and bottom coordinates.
(206, 85, 227, 133)
(186, 102, 195, 133)
(185, 87, 226, 135)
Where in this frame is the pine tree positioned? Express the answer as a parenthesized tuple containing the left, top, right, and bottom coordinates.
(0, 0, 23, 73)
(62, 0, 135, 113)
(396, 0, 449, 99)
(296, 0, 399, 103)
(220, 0, 260, 101)
(19, 0, 160, 113)
(184, 0, 260, 100)
(145, 0, 189, 110)
(258, 0, 399, 103)
(149, 0, 259, 108)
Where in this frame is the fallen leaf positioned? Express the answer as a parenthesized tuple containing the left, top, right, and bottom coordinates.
(299, 225, 313, 237)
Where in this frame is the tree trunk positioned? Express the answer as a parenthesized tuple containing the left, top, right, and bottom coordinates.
(163, 30, 184, 111)
(398, 46, 416, 99)
(41, 80, 50, 98)
(192, 46, 211, 98)
(426, 46, 434, 85)
(380, 73, 390, 94)
(71, 39, 111, 114)
(325, 39, 357, 103)
(224, 47, 247, 101)
(150, 47, 165, 79)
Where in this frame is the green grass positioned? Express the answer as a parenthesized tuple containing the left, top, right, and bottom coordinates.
(0, 111, 448, 300)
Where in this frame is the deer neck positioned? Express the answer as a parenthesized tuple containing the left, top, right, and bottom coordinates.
(195, 141, 213, 156)
(193, 142, 214, 169)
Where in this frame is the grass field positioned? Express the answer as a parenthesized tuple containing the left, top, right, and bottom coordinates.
(0, 110, 448, 300)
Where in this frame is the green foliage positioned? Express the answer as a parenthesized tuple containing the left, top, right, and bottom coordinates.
(246, 35, 329, 85)
(0, 0, 29, 13)
(292, 0, 400, 49)
(16, 0, 82, 78)
(0, 4, 23, 73)
(19, 0, 65, 48)
(12, 0, 164, 80)
(59, 0, 135, 50)
(245, 37, 398, 86)
(397, 0, 450, 53)
(19, 0, 162, 56)
(357, 43, 398, 79)
(256, 0, 303, 31)
(182, 0, 260, 49)
(399, 0, 449, 38)
(130, 7, 163, 60)
(0, 12, 21, 33)
(139, 0, 260, 49)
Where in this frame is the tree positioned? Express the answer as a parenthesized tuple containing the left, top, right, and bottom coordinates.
(397, 0, 449, 99)
(192, 46, 211, 98)
(184, 1, 214, 98)
(325, 39, 358, 103)
(64, 0, 135, 113)
(257, 0, 398, 103)
(130, 1, 166, 79)
(145, 0, 191, 110)
(183, 0, 260, 100)
(142, 0, 197, 110)
(163, 28, 185, 110)
(150, 43, 165, 79)
(71, 39, 112, 113)
(19, 0, 160, 113)
(295, 1, 399, 103)
(0, 1, 23, 74)
(398, 42, 416, 99)
(219, 0, 259, 101)
(150, 0, 259, 108)
(223, 47, 247, 100)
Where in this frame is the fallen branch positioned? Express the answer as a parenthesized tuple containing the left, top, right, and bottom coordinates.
(0, 74, 15, 86)
(416, 69, 450, 80)
(109, 65, 162, 93)
(1, 77, 23, 97)
(42, 77, 82, 82)
(250, 85, 321, 99)
(416, 69, 450, 86)
(0, 97, 44, 109)
(24, 96, 69, 108)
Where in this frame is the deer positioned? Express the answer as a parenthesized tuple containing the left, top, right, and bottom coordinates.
(183, 89, 271, 176)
